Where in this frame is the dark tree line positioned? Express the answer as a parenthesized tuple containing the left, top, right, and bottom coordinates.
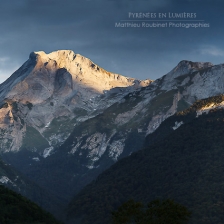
(112, 199, 191, 224)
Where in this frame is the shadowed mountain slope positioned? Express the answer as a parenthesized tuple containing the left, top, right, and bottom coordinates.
(67, 95, 224, 224)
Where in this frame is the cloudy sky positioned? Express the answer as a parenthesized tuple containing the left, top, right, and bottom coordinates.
(0, 0, 224, 83)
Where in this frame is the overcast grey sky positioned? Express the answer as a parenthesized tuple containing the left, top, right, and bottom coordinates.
(0, 0, 224, 83)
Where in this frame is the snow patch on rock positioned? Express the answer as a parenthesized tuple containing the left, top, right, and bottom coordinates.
(69, 141, 83, 154)
(108, 139, 125, 161)
(0, 176, 11, 184)
(172, 121, 184, 130)
(43, 146, 54, 158)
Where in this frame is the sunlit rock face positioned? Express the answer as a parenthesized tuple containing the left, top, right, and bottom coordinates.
(2, 50, 149, 104)
(0, 50, 152, 153)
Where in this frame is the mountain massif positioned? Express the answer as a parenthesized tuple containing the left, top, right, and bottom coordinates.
(0, 50, 151, 154)
(0, 50, 224, 223)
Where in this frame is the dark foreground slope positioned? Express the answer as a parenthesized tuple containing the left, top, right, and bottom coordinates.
(0, 157, 65, 221)
(67, 95, 224, 224)
(0, 185, 62, 224)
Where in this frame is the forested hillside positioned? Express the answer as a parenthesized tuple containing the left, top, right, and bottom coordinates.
(67, 96, 224, 224)
(0, 185, 62, 224)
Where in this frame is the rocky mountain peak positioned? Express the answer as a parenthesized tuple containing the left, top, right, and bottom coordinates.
(176, 60, 213, 71)
(29, 50, 77, 69)
(29, 50, 153, 86)
(0, 50, 153, 153)
(158, 60, 214, 91)
(169, 60, 213, 79)
(29, 50, 75, 60)
(2, 50, 153, 105)
(26, 50, 152, 91)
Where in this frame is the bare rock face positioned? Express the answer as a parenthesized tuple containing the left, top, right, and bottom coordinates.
(0, 50, 152, 153)
(5, 50, 148, 103)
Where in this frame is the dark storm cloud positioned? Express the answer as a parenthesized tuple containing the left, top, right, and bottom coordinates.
(0, 0, 224, 82)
